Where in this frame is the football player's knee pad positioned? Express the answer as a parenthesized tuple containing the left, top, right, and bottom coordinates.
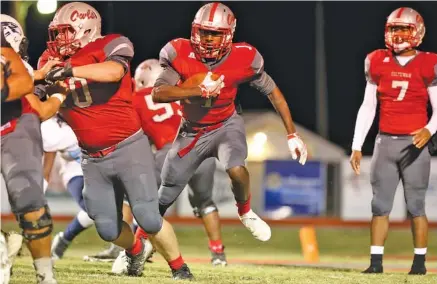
(192, 202, 218, 218)
(371, 197, 392, 216)
(16, 205, 53, 241)
(94, 217, 122, 242)
(406, 197, 426, 218)
(131, 203, 162, 235)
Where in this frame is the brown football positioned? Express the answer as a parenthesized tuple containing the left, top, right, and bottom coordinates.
(180, 72, 221, 104)
(180, 72, 221, 88)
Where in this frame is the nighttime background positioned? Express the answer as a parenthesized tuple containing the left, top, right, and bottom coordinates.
(2, 1, 437, 155)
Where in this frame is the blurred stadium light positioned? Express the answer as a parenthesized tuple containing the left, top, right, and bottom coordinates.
(249, 132, 268, 160)
(37, 0, 57, 15)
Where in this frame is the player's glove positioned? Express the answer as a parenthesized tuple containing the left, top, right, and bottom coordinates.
(1, 58, 12, 102)
(287, 133, 308, 165)
(45, 64, 73, 83)
(34, 84, 48, 101)
(199, 72, 225, 98)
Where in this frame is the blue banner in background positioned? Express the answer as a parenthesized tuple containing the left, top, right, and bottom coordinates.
(263, 160, 326, 218)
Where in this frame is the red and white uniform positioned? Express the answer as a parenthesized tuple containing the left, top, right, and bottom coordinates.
(352, 49, 437, 150)
(38, 34, 140, 152)
(367, 50, 437, 134)
(157, 39, 274, 125)
(133, 87, 182, 150)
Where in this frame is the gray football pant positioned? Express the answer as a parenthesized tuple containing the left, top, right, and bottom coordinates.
(82, 131, 161, 241)
(158, 112, 247, 215)
(1, 114, 46, 214)
(155, 143, 217, 211)
(371, 133, 430, 217)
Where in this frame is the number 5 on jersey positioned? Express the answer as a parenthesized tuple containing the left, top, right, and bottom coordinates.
(392, 80, 409, 101)
(145, 95, 182, 122)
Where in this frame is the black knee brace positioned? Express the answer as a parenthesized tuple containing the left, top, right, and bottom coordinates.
(16, 205, 53, 241)
(193, 202, 218, 218)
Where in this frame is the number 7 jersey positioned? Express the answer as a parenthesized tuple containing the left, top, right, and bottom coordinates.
(366, 49, 437, 134)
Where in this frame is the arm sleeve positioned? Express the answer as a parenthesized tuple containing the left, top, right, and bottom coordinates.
(103, 36, 134, 74)
(248, 49, 276, 95)
(425, 86, 437, 134)
(364, 55, 376, 85)
(154, 41, 181, 87)
(351, 82, 378, 151)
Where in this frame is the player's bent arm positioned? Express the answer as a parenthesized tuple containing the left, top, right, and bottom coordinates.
(34, 59, 62, 81)
(1, 47, 33, 102)
(267, 87, 297, 134)
(72, 61, 125, 82)
(152, 85, 202, 103)
(425, 86, 437, 135)
(351, 82, 378, 151)
(152, 65, 199, 102)
(25, 94, 65, 121)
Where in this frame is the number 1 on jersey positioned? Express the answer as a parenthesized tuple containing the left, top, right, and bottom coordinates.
(392, 80, 409, 101)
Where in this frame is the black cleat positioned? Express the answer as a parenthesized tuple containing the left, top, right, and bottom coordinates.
(362, 265, 383, 274)
(408, 265, 426, 275)
(172, 264, 194, 280)
(211, 251, 227, 266)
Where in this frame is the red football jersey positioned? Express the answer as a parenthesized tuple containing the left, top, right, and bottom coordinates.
(162, 39, 263, 124)
(38, 34, 141, 152)
(1, 97, 37, 136)
(133, 87, 182, 150)
(366, 49, 437, 134)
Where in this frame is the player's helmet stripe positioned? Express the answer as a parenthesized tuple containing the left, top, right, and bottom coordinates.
(208, 2, 220, 22)
(396, 7, 405, 18)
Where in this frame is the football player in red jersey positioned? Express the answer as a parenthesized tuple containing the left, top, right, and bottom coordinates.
(133, 59, 228, 266)
(152, 2, 307, 243)
(350, 7, 437, 275)
(42, 2, 193, 279)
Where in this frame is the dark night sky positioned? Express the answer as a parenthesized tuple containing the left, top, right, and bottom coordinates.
(2, 1, 437, 155)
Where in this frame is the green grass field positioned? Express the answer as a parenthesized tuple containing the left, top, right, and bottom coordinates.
(3, 221, 437, 284)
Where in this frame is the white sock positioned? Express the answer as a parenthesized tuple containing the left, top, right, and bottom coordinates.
(414, 248, 427, 255)
(33, 257, 54, 280)
(370, 246, 384, 255)
(77, 210, 94, 228)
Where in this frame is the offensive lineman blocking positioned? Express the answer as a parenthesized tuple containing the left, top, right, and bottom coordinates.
(41, 2, 193, 279)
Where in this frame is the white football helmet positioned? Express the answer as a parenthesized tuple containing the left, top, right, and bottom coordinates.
(385, 7, 425, 53)
(47, 2, 101, 57)
(191, 2, 236, 62)
(0, 14, 29, 61)
(134, 59, 163, 90)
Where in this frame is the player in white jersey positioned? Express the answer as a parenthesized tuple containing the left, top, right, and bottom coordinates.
(41, 115, 95, 259)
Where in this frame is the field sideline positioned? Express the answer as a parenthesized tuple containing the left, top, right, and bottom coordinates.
(2, 221, 436, 284)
